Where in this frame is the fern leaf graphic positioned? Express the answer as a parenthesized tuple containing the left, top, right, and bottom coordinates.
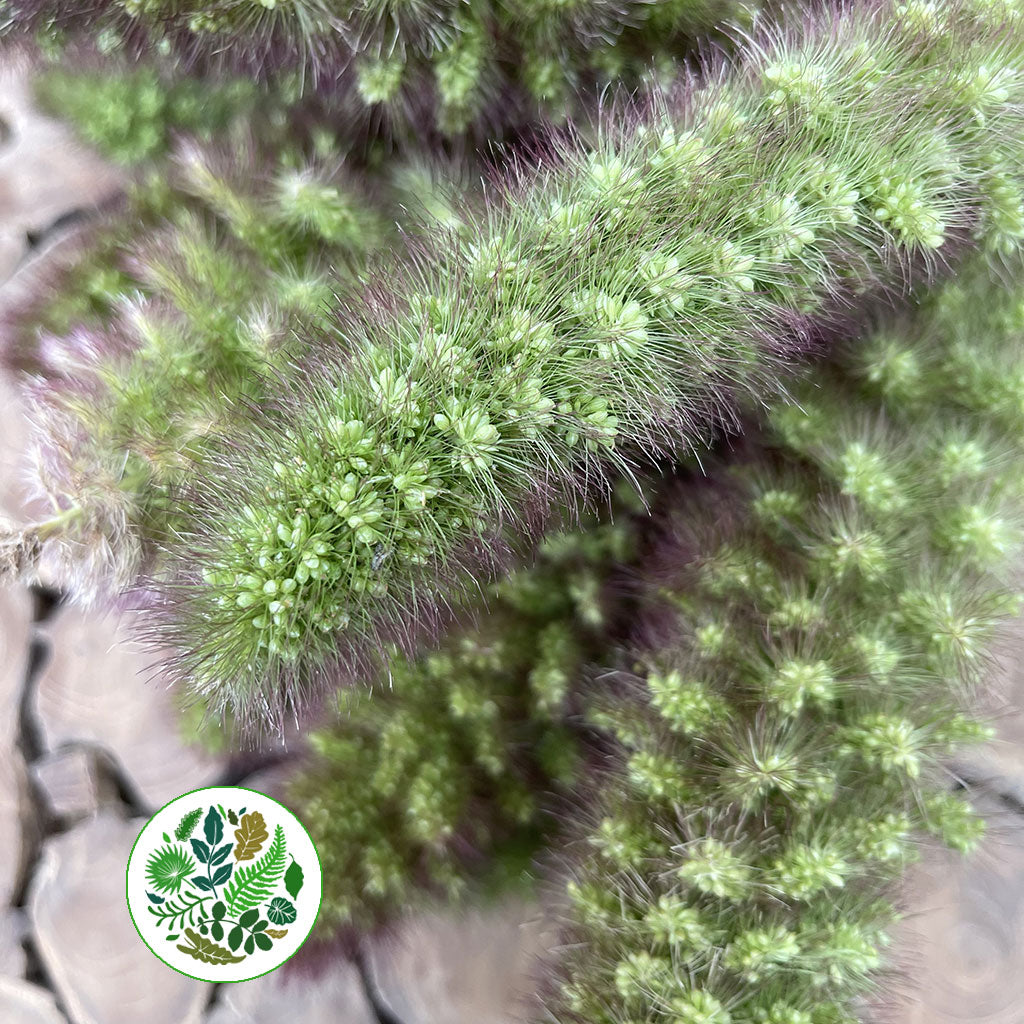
(222, 824, 286, 916)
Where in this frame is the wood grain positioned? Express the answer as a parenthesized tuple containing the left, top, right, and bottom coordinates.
(32, 606, 226, 812)
(367, 900, 558, 1024)
(27, 811, 209, 1024)
(880, 794, 1024, 1024)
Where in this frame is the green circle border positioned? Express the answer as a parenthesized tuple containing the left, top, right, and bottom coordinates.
(125, 785, 324, 984)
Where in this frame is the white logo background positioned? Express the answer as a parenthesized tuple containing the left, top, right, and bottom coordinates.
(126, 786, 322, 982)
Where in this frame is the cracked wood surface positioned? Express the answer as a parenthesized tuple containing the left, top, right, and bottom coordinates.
(32, 606, 227, 813)
(27, 811, 210, 1024)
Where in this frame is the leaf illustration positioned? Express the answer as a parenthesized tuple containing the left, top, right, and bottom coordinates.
(239, 908, 259, 928)
(190, 839, 211, 864)
(174, 808, 203, 842)
(147, 891, 210, 931)
(162, 833, 171, 843)
(204, 806, 224, 847)
(190, 875, 214, 892)
(284, 857, 304, 900)
(266, 897, 296, 926)
(210, 920, 224, 942)
(211, 862, 233, 886)
(223, 825, 286, 917)
(233, 812, 268, 861)
(227, 925, 243, 951)
(210, 842, 233, 866)
(146, 845, 196, 895)
(254, 932, 273, 951)
(176, 927, 245, 965)
(265, 928, 288, 939)
(244, 934, 255, 955)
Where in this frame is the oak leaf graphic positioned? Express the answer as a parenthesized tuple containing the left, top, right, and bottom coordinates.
(233, 811, 268, 861)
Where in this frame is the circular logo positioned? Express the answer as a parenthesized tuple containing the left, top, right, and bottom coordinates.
(126, 786, 322, 982)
